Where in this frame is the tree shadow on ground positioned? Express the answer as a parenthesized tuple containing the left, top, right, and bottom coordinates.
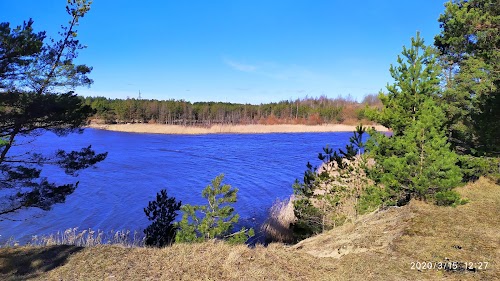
(0, 245, 83, 280)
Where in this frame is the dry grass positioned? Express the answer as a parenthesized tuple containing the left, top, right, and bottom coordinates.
(0, 245, 83, 280)
(292, 202, 414, 258)
(89, 123, 389, 135)
(391, 177, 500, 280)
(0, 178, 498, 280)
(291, 177, 500, 280)
(260, 197, 296, 243)
(27, 228, 144, 248)
(2, 228, 144, 248)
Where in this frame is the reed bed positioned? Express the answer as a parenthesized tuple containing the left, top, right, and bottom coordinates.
(90, 123, 388, 135)
(261, 197, 296, 243)
(3, 228, 145, 248)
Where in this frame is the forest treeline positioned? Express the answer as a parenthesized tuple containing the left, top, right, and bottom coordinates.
(82, 94, 381, 126)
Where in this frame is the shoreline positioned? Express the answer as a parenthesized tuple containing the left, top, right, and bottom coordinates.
(88, 123, 389, 135)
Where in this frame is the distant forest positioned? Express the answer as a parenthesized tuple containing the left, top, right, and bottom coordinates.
(83, 94, 381, 126)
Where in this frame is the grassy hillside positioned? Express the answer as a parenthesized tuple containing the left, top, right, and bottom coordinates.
(0, 178, 498, 280)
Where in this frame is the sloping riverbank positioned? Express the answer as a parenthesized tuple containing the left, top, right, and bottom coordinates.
(1, 178, 497, 280)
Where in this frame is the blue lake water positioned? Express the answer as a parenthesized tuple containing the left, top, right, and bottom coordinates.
(0, 128, 353, 244)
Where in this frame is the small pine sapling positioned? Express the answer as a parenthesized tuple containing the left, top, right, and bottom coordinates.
(292, 125, 368, 241)
(176, 174, 254, 244)
(144, 189, 181, 247)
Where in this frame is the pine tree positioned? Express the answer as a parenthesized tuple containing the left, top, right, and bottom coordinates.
(367, 33, 463, 206)
(144, 189, 181, 247)
(371, 32, 441, 136)
(435, 0, 500, 156)
(0, 0, 107, 219)
(292, 126, 368, 241)
(175, 174, 254, 244)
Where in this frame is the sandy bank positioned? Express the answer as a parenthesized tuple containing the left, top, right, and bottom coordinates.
(88, 123, 389, 135)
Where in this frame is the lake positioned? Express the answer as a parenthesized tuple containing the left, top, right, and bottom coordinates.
(0, 128, 354, 244)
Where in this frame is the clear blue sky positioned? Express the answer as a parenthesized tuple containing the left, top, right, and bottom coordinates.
(1, 1, 447, 104)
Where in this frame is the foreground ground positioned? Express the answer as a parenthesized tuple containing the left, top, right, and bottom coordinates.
(89, 123, 388, 134)
(0, 178, 498, 280)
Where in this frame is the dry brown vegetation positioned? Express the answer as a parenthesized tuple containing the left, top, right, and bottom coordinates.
(89, 123, 389, 135)
(0, 178, 498, 280)
(260, 197, 296, 243)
